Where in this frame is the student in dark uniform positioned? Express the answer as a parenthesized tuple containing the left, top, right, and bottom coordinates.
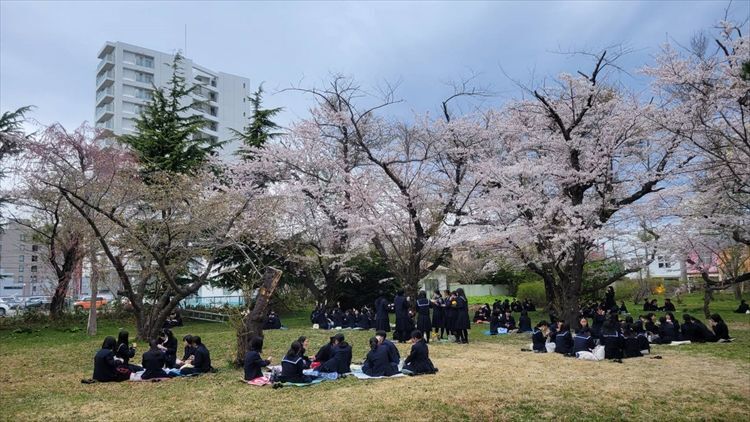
(158, 328, 178, 368)
(182, 336, 211, 374)
(93, 336, 129, 382)
(444, 290, 456, 340)
(619, 301, 629, 315)
(415, 291, 433, 343)
(532, 321, 549, 352)
(601, 321, 624, 359)
(666, 313, 681, 340)
(177, 334, 194, 367)
(452, 288, 471, 344)
(279, 341, 312, 383)
(573, 327, 595, 354)
(734, 299, 749, 314)
(314, 336, 335, 366)
(662, 298, 676, 312)
(319, 333, 352, 374)
(489, 309, 501, 335)
(518, 310, 532, 333)
(375, 330, 400, 373)
(296, 336, 311, 369)
(244, 336, 271, 381)
(141, 339, 170, 380)
(362, 337, 398, 377)
(431, 290, 446, 339)
(708, 314, 730, 341)
(591, 308, 606, 339)
(622, 326, 643, 358)
(499, 310, 516, 331)
(115, 330, 142, 372)
(657, 316, 676, 344)
(634, 323, 650, 354)
(375, 296, 391, 332)
(554, 323, 573, 355)
(604, 286, 616, 311)
(393, 290, 410, 343)
(402, 330, 437, 375)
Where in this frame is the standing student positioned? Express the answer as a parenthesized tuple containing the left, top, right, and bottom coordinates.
(159, 328, 178, 368)
(444, 290, 457, 340)
(141, 339, 170, 380)
(115, 330, 142, 372)
(431, 290, 446, 339)
(452, 288, 471, 344)
(402, 330, 437, 375)
(93, 336, 129, 382)
(394, 290, 410, 343)
(415, 291, 433, 343)
(279, 341, 313, 384)
(362, 337, 398, 377)
(244, 336, 271, 381)
(374, 296, 391, 332)
(319, 333, 352, 374)
(531, 321, 549, 352)
(604, 286, 616, 311)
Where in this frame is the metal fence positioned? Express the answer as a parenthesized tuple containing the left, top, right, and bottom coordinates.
(182, 295, 246, 309)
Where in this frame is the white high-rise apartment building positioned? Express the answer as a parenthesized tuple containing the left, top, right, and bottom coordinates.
(95, 42, 251, 156)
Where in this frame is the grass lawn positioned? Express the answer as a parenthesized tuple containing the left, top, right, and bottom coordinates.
(1, 293, 748, 421)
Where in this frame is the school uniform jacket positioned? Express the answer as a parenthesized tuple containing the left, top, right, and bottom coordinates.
(416, 298, 432, 332)
(93, 348, 123, 382)
(280, 355, 309, 383)
(518, 315, 532, 333)
(192, 344, 211, 373)
(243, 350, 270, 380)
(383, 339, 401, 369)
(162, 337, 178, 368)
(554, 331, 573, 354)
(404, 340, 436, 374)
(623, 337, 642, 358)
(572, 333, 595, 353)
(532, 329, 547, 352)
(451, 296, 471, 330)
(115, 343, 136, 366)
(141, 349, 167, 379)
(320, 342, 352, 374)
(362, 344, 398, 377)
(375, 297, 391, 332)
(601, 332, 624, 359)
(712, 321, 730, 340)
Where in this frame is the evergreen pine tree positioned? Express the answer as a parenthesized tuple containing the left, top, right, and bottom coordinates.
(232, 83, 283, 160)
(120, 53, 222, 176)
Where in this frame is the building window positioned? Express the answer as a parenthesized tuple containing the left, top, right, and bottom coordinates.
(30, 275, 38, 283)
(18, 276, 23, 283)
(136, 54, 154, 68)
(136, 71, 154, 84)
(18, 265, 24, 273)
(31, 255, 38, 262)
(32, 245, 39, 252)
(19, 255, 24, 262)
(31, 265, 38, 273)
(20, 234, 27, 241)
(657, 256, 672, 269)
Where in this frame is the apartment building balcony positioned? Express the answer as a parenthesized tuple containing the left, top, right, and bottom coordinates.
(95, 117, 114, 130)
(96, 69, 114, 89)
(95, 103, 114, 122)
(95, 86, 114, 106)
(97, 43, 115, 59)
(97, 53, 114, 73)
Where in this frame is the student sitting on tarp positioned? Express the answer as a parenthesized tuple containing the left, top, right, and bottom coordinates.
(362, 337, 398, 377)
(93, 336, 130, 382)
(319, 333, 352, 375)
(279, 341, 313, 384)
(244, 336, 272, 381)
(402, 330, 437, 375)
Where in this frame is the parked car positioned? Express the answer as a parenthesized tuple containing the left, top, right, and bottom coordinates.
(24, 297, 52, 311)
(73, 296, 108, 311)
(0, 297, 12, 316)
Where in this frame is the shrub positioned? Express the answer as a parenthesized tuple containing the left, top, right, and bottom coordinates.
(516, 281, 546, 307)
(466, 295, 517, 305)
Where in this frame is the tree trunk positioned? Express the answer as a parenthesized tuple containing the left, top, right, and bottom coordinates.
(87, 250, 99, 336)
(235, 267, 282, 366)
(49, 272, 73, 319)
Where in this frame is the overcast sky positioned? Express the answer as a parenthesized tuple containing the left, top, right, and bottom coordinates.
(1, 0, 748, 131)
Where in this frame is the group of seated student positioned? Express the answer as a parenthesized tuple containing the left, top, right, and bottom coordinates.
(92, 330, 212, 382)
(492, 298, 536, 314)
(488, 309, 532, 334)
(163, 309, 183, 328)
(310, 304, 376, 330)
(528, 309, 732, 360)
(263, 310, 282, 330)
(642, 298, 676, 312)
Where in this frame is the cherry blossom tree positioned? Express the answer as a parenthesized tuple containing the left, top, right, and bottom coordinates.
(23, 123, 259, 340)
(472, 53, 691, 326)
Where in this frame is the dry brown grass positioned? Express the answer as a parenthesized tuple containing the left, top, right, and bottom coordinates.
(1, 321, 749, 421)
